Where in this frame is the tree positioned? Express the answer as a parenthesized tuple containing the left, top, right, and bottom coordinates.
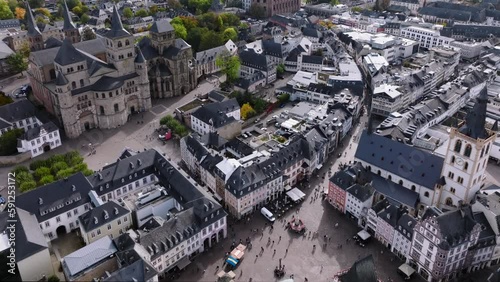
(51, 161, 69, 175)
(12, 165, 29, 175)
(186, 27, 207, 51)
(199, 30, 224, 51)
(56, 168, 74, 179)
(220, 12, 240, 26)
(168, 0, 182, 8)
(172, 23, 187, 39)
(135, 8, 148, 17)
(14, 7, 25, 19)
(80, 13, 90, 24)
(277, 63, 285, 75)
(39, 175, 55, 185)
(249, 4, 266, 19)
(216, 15, 223, 31)
(34, 167, 51, 180)
(16, 171, 34, 184)
(28, 0, 44, 8)
(19, 41, 30, 57)
(149, 5, 158, 15)
(240, 103, 256, 120)
(216, 53, 240, 82)
(47, 275, 60, 282)
(36, 7, 51, 18)
(0, 0, 14, 19)
(82, 26, 95, 40)
(123, 7, 133, 18)
(7, 0, 16, 12)
(0, 91, 13, 106)
(0, 128, 23, 155)
(187, 0, 211, 14)
(278, 93, 290, 104)
(6, 53, 27, 74)
(72, 6, 82, 16)
(223, 27, 237, 41)
(330, 0, 339, 5)
(20, 181, 37, 192)
(351, 6, 363, 12)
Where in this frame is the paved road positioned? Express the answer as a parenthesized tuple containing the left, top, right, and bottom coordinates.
(0, 73, 29, 98)
(175, 117, 418, 282)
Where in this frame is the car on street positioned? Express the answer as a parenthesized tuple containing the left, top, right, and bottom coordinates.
(272, 115, 278, 119)
(0, 195, 5, 205)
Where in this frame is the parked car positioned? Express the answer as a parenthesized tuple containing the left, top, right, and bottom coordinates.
(0, 195, 5, 205)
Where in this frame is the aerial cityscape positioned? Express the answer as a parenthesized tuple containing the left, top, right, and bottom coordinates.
(0, 0, 500, 281)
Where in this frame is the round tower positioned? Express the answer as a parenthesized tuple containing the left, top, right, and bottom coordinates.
(134, 48, 152, 111)
(55, 71, 80, 138)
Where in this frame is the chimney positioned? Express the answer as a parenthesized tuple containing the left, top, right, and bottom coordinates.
(39, 198, 43, 205)
(71, 185, 76, 192)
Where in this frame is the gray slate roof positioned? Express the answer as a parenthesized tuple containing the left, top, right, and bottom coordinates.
(0, 99, 37, 125)
(62, 235, 117, 278)
(355, 130, 444, 189)
(55, 39, 93, 66)
(459, 87, 489, 139)
(16, 172, 93, 223)
(150, 20, 174, 33)
(370, 173, 419, 208)
(339, 254, 378, 282)
(106, 5, 130, 39)
(239, 49, 268, 71)
(19, 121, 58, 141)
(26, 3, 41, 37)
(347, 183, 374, 202)
(302, 55, 323, 65)
(396, 213, 416, 239)
(184, 135, 209, 161)
(435, 206, 479, 250)
(191, 99, 240, 128)
(62, 1, 76, 30)
(30, 38, 106, 67)
(103, 257, 157, 282)
(79, 200, 130, 232)
(55, 70, 69, 85)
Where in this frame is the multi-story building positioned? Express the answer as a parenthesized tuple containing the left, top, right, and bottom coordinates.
(345, 183, 375, 227)
(437, 89, 496, 209)
(78, 199, 132, 244)
(303, 3, 348, 17)
(17, 121, 61, 157)
(251, 0, 301, 17)
(392, 213, 417, 260)
(390, 0, 421, 15)
(400, 26, 454, 49)
(195, 39, 237, 80)
(190, 99, 241, 139)
(371, 84, 403, 117)
(374, 203, 406, 248)
(469, 212, 496, 272)
(0, 100, 42, 136)
(409, 205, 481, 281)
(180, 134, 210, 178)
(328, 170, 356, 213)
(239, 49, 277, 85)
(472, 191, 500, 266)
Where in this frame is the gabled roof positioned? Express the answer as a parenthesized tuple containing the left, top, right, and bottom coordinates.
(302, 27, 322, 38)
(30, 38, 106, 67)
(435, 205, 479, 250)
(106, 5, 130, 39)
(55, 70, 69, 85)
(191, 99, 240, 128)
(134, 47, 146, 63)
(330, 170, 356, 191)
(103, 256, 157, 281)
(370, 173, 419, 208)
(459, 87, 490, 139)
(199, 131, 227, 149)
(377, 204, 406, 227)
(19, 121, 58, 141)
(183, 135, 209, 161)
(396, 213, 417, 238)
(0, 208, 48, 262)
(355, 130, 444, 189)
(0, 99, 37, 124)
(347, 183, 374, 202)
(62, 236, 117, 278)
(16, 172, 93, 223)
(79, 200, 130, 232)
(55, 39, 87, 66)
(239, 49, 268, 71)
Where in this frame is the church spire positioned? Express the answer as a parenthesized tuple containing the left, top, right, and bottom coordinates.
(25, 2, 41, 37)
(62, 0, 76, 30)
(105, 5, 130, 39)
(459, 87, 489, 139)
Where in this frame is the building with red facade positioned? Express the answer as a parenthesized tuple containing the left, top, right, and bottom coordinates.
(252, 0, 301, 17)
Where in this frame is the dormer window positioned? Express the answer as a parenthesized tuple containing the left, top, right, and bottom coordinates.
(129, 175, 132, 180)
(205, 217, 208, 222)
(121, 178, 124, 183)
(105, 183, 109, 189)
(100, 186, 103, 191)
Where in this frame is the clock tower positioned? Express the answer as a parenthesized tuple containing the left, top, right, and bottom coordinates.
(437, 88, 495, 208)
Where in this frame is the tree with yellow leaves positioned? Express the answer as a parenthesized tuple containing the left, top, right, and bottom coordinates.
(14, 7, 25, 20)
(240, 103, 256, 120)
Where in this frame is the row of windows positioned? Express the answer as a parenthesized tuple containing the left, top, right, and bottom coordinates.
(30, 131, 58, 146)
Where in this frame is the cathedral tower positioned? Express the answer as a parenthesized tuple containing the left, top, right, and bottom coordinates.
(438, 87, 495, 208)
(25, 2, 43, 51)
(134, 48, 152, 111)
(104, 5, 135, 75)
(62, 0, 81, 43)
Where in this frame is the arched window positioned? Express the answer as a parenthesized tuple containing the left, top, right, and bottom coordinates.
(180, 62, 185, 73)
(424, 191, 429, 197)
(464, 144, 472, 158)
(49, 69, 56, 80)
(464, 162, 468, 171)
(71, 81, 76, 89)
(80, 79, 84, 87)
(118, 41, 122, 48)
(398, 180, 403, 186)
(445, 197, 453, 206)
(377, 170, 381, 176)
(114, 104, 119, 113)
(125, 39, 130, 46)
(101, 93, 105, 99)
(454, 140, 462, 153)
(480, 147, 485, 158)
(388, 175, 392, 181)
(100, 106, 105, 115)
(486, 144, 490, 154)
(411, 185, 416, 191)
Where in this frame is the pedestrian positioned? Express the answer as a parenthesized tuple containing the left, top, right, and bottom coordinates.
(216, 265, 219, 270)
(272, 240, 274, 244)
(256, 254, 258, 259)
(274, 249, 276, 254)
(286, 248, 288, 253)
(203, 269, 206, 274)
(329, 237, 331, 242)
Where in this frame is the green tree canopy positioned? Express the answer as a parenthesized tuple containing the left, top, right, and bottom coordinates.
(172, 23, 187, 39)
(186, 27, 207, 51)
(51, 161, 69, 175)
(34, 167, 51, 180)
(20, 181, 37, 192)
(123, 7, 133, 18)
(277, 63, 285, 75)
(6, 52, 28, 74)
(12, 165, 29, 175)
(216, 53, 240, 82)
(0, 91, 13, 106)
(199, 30, 224, 51)
(0, 0, 14, 20)
(28, 0, 44, 8)
(39, 175, 55, 185)
(135, 8, 148, 17)
(0, 128, 23, 155)
(82, 25, 95, 40)
(249, 4, 266, 19)
(223, 27, 237, 41)
(187, 0, 211, 14)
(80, 13, 90, 24)
(56, 168, 74, 180)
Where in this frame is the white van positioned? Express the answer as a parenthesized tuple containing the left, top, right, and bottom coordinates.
(261, 207, 275, 222)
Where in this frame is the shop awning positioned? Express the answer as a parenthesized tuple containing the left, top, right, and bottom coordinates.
(290, 188, 305, 199)
(284, 185, 292, 191)
(398, 264, 415, 277)
(286, 190, 301, 202)
(226, 256, 239, 267)
(176, 256, 191, 270)
(357, 229, 371, 241)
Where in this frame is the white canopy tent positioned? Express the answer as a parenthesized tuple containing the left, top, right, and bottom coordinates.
(286, 190, 301, 202)
(357, 229, 371, 241)
(398, 264, 415, 277)
(290, 188, 305, 199)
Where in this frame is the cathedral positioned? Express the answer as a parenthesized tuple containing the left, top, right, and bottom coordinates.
(27, 2, 196, 138)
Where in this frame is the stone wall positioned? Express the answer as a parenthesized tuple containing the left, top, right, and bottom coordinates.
(0, 151, 31, 167)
